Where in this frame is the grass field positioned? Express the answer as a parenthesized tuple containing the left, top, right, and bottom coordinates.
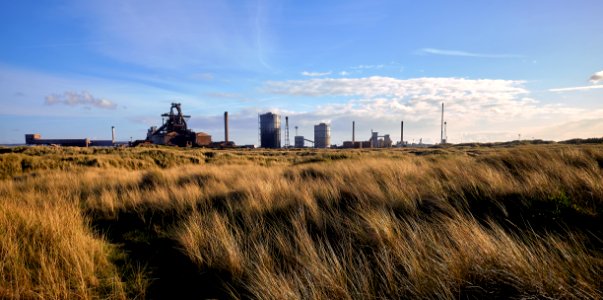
(1, 143, 602, 299)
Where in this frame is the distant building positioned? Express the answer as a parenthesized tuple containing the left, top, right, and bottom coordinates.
(260, 112, 281, 148)
(314, 123, 331, 148)
(145, 103, 211, 147)
(294, 136, 305, 148)
(342, 141, 371, 148)
(25, 133, 90, 147)
(382, 134, 393, 147)
(368, 131, 393, 148)
(371, 132, 379, 148)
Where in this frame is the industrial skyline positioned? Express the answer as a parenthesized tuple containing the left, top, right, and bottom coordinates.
(1, 1, 602, 145)
(23, 103, 444, 148)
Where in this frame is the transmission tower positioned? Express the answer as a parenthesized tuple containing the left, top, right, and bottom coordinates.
(284, 116, 290, 148)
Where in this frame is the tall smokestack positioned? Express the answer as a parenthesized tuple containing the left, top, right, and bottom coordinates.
(111, 126, 115, 144)
(224, 111, 229, 143)
(440, 102, 444, 144)
(352, 121, 355, 143)
(401, 121, 403, 145)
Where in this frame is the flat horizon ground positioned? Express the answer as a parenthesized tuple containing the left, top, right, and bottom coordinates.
(0, 142, 602, 299)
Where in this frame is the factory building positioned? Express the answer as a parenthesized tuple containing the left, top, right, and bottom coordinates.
(342, 141, 371, 148)
(259, 112, 281, 148)
(294, 136, 305, 148)
(381, 134, 393, 147)
(144, 103, 211, 147)
(371, 132, 379, 148)
(25, 134, 90, 147)
(369, 132, 393, 148)
(26, 125, 126, 147)
(314, 123, 331, 148)
(342, 121, 393, 148)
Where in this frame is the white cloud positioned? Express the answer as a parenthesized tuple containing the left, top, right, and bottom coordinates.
(549, 70, 603, 93)
(549, 85, 603, 92)
(154, 75, 603, 145)
(301, 71, 332, 77)
(265, 76, 537, 121)
(262, 76, 597, 143)
(339, 71, 350, 76)
(266, 76, 528, 100)
(45, 91, 117, 109)
(589, 70, 603, 83)
(417, 48, 522, 58)
(0, 64, 192, 118)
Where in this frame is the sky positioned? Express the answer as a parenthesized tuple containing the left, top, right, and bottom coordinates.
(1, 0, 602, 145)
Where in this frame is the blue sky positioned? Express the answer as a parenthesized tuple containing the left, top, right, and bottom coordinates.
(1, 0, 602, 145)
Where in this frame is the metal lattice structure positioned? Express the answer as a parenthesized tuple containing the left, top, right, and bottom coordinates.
(284, 116, 290, 148)
(145, 102, 210, 147)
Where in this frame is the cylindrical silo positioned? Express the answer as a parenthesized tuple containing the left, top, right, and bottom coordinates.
(260, 112, 281, 148)
(314, 123, 330, 148)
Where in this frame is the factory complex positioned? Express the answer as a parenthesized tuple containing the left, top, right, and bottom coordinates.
(25, 102, 449, 149)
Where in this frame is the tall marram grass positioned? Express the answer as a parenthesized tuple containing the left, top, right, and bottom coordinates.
(0, 144, 602, 299)
(0, 184, 129, 299)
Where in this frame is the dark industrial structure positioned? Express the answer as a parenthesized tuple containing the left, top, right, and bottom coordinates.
(284, 116, 290, 148)
(25, 134, 90, 147)
(24, 101, 449, 149)
(294, 136, 304, 148)
(341, 121, 393, 148)
(259, 112, 281, 148)
(314, 123, 331, 148)
(352, 121, 355, 143)
(145, 103, 211, 147)
(25, 125, 121, 147)
(370, 131, 393, 148)
(342, 121, 368, 148)
(224, 111, 229, 144)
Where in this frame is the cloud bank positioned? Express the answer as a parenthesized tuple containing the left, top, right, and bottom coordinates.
(264, 76, 543, 123)
(45, 91, 117, 109)
(590, 70, 603, 83)
(261, 76, 599, 143)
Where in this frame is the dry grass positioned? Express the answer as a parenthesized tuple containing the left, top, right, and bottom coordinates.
(0, 144, 602, 299)
(0, 187, 128, 299)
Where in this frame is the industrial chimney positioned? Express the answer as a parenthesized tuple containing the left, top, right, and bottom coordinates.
(440, 102, 445, 144)
(224, 111, 229, 143)
(111, 126, 115, 145)
(352, 121, 355, 143)
(444, 121, 447, 144)
(401, 121, 404, 146)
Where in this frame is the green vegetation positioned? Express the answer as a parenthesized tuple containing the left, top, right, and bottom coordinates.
(1, 144, 602, 299)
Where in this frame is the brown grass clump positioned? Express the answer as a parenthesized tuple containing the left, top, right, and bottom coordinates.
(0, 143, 602, 299)
(0, 193, 128, 299)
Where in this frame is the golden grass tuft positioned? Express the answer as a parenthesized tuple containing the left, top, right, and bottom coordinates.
(0, 143, 602, 298)
(0, 197, 127, 299)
